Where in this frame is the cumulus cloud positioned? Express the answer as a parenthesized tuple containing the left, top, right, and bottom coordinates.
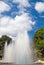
(35, 2, 44, 13)
(0, 1, 10, 13)
(0, 1, 35, 37)
(13, 0, 30, 7)
(0, 13, 35, 37)
(13, 0, 30, 14)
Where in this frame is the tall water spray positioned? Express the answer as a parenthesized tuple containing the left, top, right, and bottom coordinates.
(14, 31, 33, 64)
(3, 31, 33, 64)
(3, 41, 15, 62)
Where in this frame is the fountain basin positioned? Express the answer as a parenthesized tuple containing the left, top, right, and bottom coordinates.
(0, 60, 13, 64)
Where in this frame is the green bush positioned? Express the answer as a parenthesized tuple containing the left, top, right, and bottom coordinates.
(33, 28, 44, 60)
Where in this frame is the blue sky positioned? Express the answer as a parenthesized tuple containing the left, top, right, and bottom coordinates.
(0, 0, 44, 38)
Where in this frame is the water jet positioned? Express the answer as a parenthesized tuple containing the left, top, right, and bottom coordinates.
(3, 31, 33, 64)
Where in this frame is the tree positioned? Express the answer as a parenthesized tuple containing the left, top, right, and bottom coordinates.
(33, 28, 44, 58)
(0, 35, 12, 57)
(0, 35, 12, 49)
(1, 35, 12, 45)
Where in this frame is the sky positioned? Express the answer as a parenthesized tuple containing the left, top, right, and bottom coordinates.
(0, 0, 44, 38)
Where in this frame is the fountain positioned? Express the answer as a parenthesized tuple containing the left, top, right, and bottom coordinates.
(3, 41, 15, 63)
(3, 31, 33, 64)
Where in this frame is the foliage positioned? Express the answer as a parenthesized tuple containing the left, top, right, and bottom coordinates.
(0, 35, 12, 57)
(0, 50, 3, 56)
(34, 28, 44, 59)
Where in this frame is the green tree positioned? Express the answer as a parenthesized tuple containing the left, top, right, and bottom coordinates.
(33, 28, 44, 59)
(0, 35, 12, 57)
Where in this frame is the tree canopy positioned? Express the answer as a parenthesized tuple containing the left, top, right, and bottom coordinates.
(0, 35, 12, 49)
(0, 35, 12, 57)
(34, 28, 44, 58)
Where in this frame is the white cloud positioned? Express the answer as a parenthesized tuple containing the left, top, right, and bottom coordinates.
(0, 16, 10, 27)
(13, 0, 30, 14)
(0, 13, 35, 37)
(0, 1, 10, 13)
(13, 0, 30, 7)
(35, 2, 44, 13)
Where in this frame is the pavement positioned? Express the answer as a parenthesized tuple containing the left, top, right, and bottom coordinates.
(0, 60, 44, 65)
(34, 60, 44, 64)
